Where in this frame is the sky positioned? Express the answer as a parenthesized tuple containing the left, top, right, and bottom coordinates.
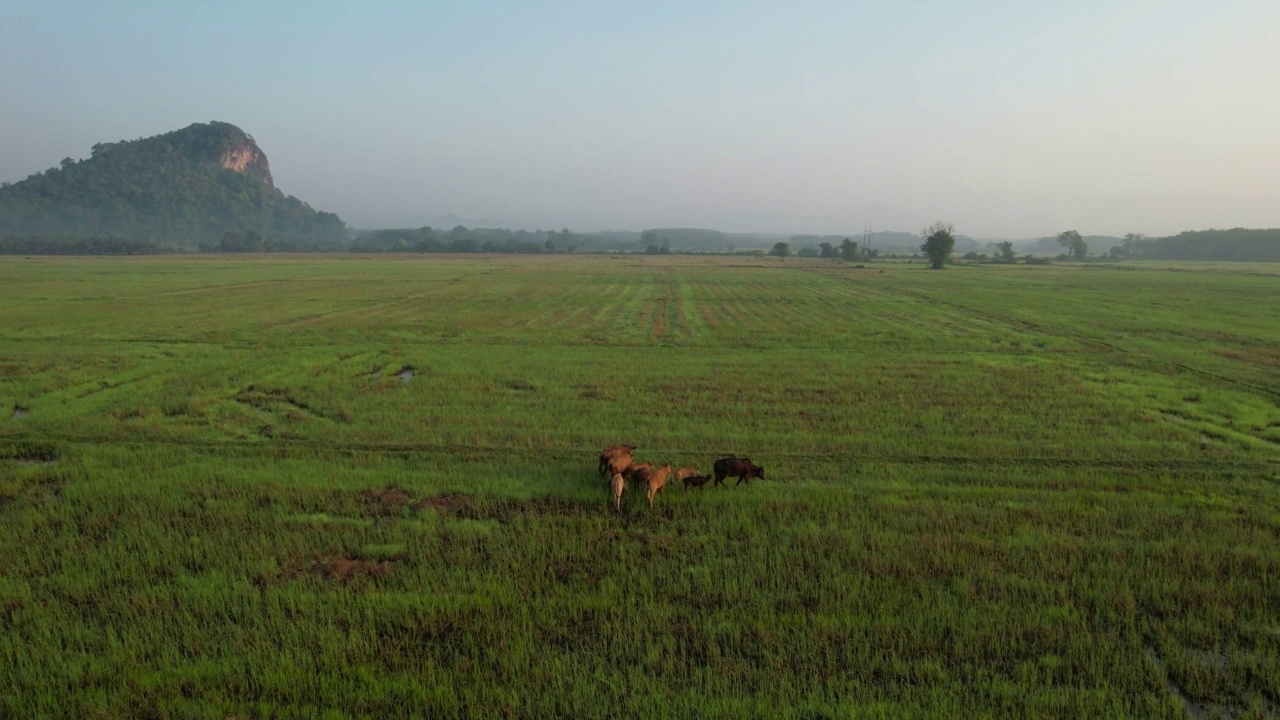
(1, 0, 1277, 238)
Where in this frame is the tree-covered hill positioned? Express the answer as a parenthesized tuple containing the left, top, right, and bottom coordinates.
(1134, 228, 1280, 261)
(0, 121, 347, 250)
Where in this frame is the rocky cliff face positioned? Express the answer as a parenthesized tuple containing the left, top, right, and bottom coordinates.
(218, 140, 273, 187)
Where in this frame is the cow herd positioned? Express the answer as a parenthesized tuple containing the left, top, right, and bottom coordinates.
(597, 444, 765, 511)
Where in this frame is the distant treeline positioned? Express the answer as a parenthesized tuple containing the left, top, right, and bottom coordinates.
(4, 226, 1276, 262)
(350, 226, 602, 254)
(1134, 229, 1280, 262)
(0, 235, 161, 255)
(204, 230, 345, 253)
(791, 231, 982, 254)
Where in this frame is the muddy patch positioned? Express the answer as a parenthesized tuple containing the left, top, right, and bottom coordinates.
(1, 467, 68, 507)
(15, 458, 58, 468)
(413, 492, 474, 514)
(0, 442, 59, 463)
(483, 496, 589, 523)
(318, 555, 398, 581)
(353, 489, 593, 524)
(259, 554, 398, 585)
(361, 486, 414, 516)
(1143, 644, 1246, 720)
(235, 385, 343, 422)
(360, 488, 477, 518)
(506, 379, 537, 393)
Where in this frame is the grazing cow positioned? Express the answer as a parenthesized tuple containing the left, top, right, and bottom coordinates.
(712, 457, 765, 487)
(642, 465, 672, 509)
(605, 454, 634, 483)
(682, 474, 712, 490)
(598, 444, 636, 476)
(610, 472, 626, 512)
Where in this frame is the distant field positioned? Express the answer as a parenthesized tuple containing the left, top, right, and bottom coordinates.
(1, 254, 1277, 718)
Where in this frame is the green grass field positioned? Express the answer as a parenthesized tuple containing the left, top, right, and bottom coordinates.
(1, 254, 1277, 719)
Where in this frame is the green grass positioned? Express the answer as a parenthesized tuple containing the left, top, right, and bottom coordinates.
(1, 254, 1277, 718)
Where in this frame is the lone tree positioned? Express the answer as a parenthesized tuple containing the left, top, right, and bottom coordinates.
(996, 241, 1016, 264)
(919, 221, 956, 269)
(770, 241, 791, 258)
(1121, 232, 1144, 257)
(839, 238, 859, 261)
(1057, 230, 1087, 260)
(819, 242, 836, 258)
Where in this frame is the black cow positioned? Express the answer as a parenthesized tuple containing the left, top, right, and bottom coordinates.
(712, 457, 765, 487)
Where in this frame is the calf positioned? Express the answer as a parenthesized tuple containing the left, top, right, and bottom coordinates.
(712, 457, 765, 487)
(682, 474, 712, 490)
(643, 465, 672, 510)
(610, 472, 626, 512)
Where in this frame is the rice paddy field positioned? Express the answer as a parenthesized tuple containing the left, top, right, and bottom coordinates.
(1, 253, 1277, 719)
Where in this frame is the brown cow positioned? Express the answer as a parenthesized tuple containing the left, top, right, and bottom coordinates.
(598, 444, 636, 476)
(624, 462, 653, 488)
(712, 457, 765, 487)
(605, 454, 634, 482)
(642, 465, 671, 509)
(682, 474, 712, 490)
(610, 472, 626, 512)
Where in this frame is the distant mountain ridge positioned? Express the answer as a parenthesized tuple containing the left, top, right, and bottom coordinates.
(0, 121, 346, 250)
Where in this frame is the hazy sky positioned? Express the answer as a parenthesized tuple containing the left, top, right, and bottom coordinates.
(2, 1, 1277, 237)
